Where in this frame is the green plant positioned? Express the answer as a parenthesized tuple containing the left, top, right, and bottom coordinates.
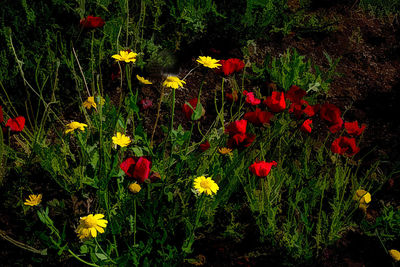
(251, 48, 340, 94)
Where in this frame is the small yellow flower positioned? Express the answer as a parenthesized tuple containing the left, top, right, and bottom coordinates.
(83, 96, 96, 109)
(112, 132, 131, 147)
(218, 147, 232, 155)
(75, 214, 108, 240)
(163, 76, 186, 89)
(65, 122, 88, 134)
(353, 189, 371, 212)
(136, 75, 152, 85)
(111, 50, 137, 63)
(128, 183, 141, 193)
(193, 176, 219, 196)
(83, 96, 106, 110)
(389, 249, 400, 262)
(196, 56, 221, 69)
(24, 194, 42, 206)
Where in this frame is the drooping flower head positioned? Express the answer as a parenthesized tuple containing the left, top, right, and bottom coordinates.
(264, 91, 286, 113)
(249, 161, 277, 177)
(112, 50, 137, 63)
(136, 75, 152, 85)
(75, 214, 108, 240)
(65, 122, 88, 134)
(353, 189, 371, 212)
(80, 16, 105, 29)
(345, 121, 366, 136)
(331, 136, 360, 157)
(112, 132, 131, 147)
(196, 56, 221, 69)
(163, 76, 186, 89)
(24, 194, 42, 206)
(83, 96, 105, 110)
(120, 157, 152, 183)
(193, 176, 219, 196)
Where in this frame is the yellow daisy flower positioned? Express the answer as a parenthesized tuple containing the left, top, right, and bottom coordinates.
(24, 194, 42, 206)
(389, 249, 400, 262)
(83, 96, 106, 110)
(163, 76, 186, 89)
(196, 56, 221, 69)
(136, 75, 152, 85)
(218, 147, 233, 155)
(111, 50, 137, 63)
(75, 214, 108, 240)
(128, 183, 141, 193)
(193, 176, 219, 196)
(65, 122, 88, 134)
(83, 96, 97, 109)
(112, 132, 131, 147)
(353, 189, 371, 212)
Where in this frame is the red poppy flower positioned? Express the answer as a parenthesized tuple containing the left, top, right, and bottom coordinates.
(301, 119, 312, 133)
(244, 108, 273, 126)
(249, 160, 277, 177)
(345, 121, 366, 136)
(320, 103, 343, 133)
(120, 158, 135, 176)
(120, 157, 152, 183)
(199, 140, 210, 152)
(227, 133, 255, 148)
(331, 136, 360, 157)
(302, 103, 318, 117)
(217, 58, 245, 75)
(243, 91, 261, 105)
(140, 99, 153, 110)
(225, 120, 247, 136)
(133, 157, 151, 183)
(182, 98, 199, 120)
(285, 85, 306, 104)
(5, 116, 25, 132)
(264, 91, 286, 112)
(289, 100, 318, 119)
(80, 16, 105, 29)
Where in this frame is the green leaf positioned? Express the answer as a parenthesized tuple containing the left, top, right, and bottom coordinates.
(95, 252, 108, 261)
(191, 102, 203, 121)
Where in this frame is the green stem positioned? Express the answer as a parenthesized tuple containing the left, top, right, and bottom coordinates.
(68, 249, 99, 267)
(185, 122, 194, 155)
(94, 238, 117, 264)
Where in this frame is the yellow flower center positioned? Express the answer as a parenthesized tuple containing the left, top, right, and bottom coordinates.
(84, 216, 97, 228)
(200, 179, 212, 190)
